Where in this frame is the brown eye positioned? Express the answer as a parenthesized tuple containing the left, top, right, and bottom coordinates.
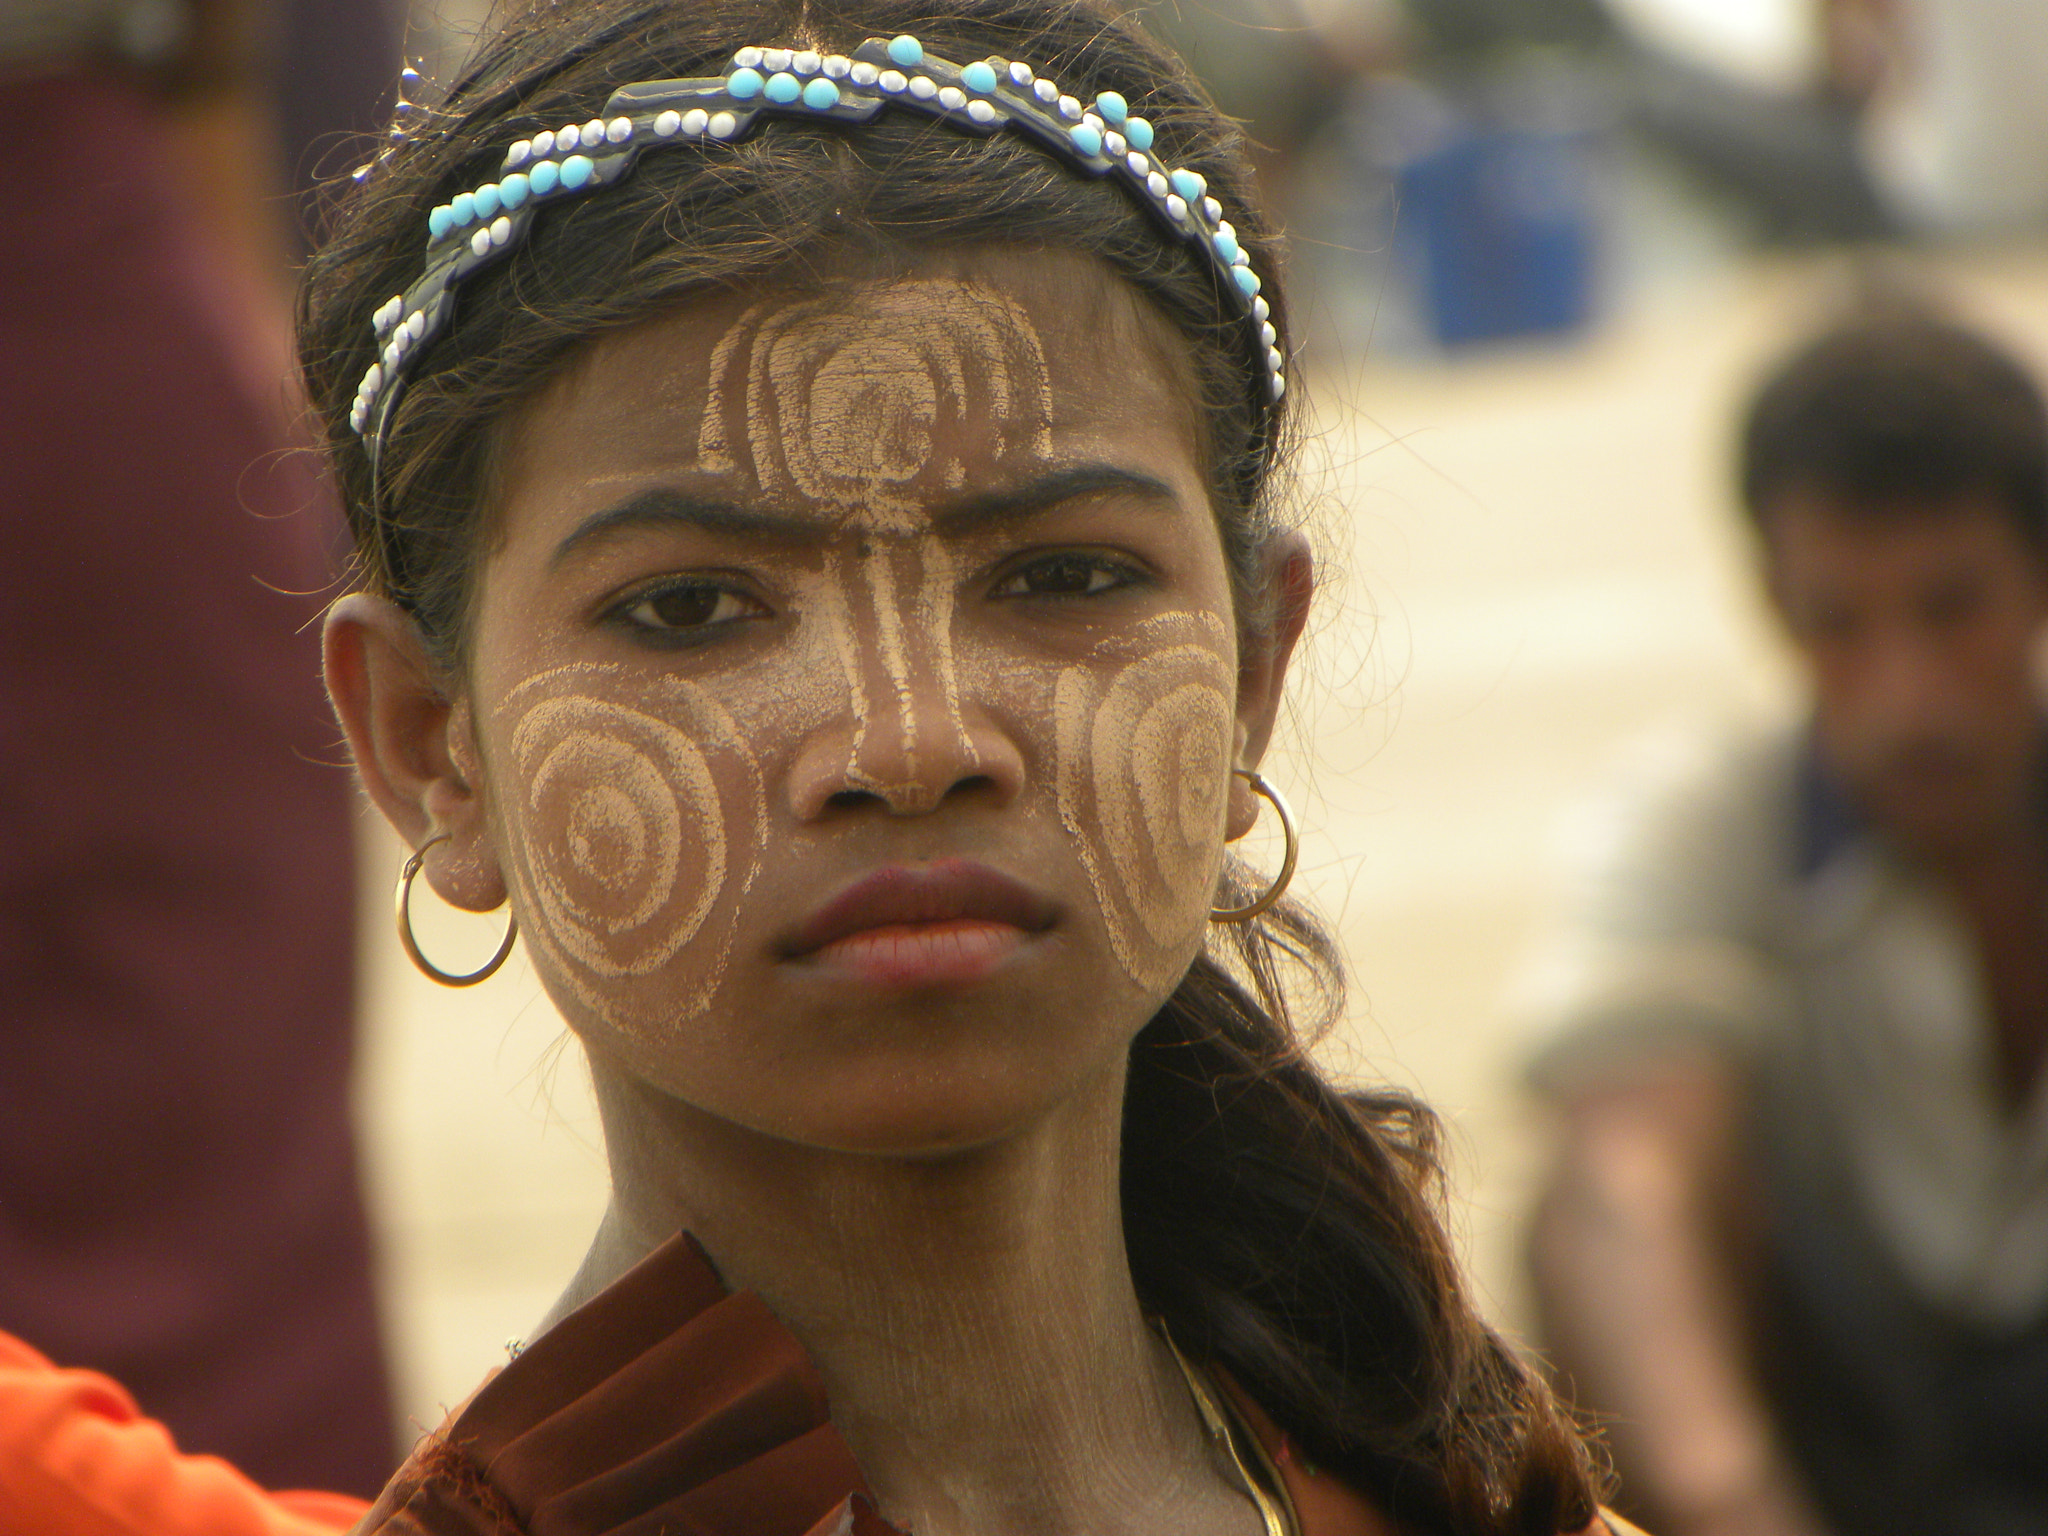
(620, 582, 764, 634)
(997, 553, 1136, 598)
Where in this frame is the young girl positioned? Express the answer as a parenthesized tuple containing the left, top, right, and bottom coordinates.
(303, 2, 1625, 1531)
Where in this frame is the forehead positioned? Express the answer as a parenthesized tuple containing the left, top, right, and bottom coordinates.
(1765, 490, 2040, 584)
(497, 247, 1203, 526)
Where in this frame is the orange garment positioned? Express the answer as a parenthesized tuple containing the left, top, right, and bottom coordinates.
(0, 1332, 368, 1536)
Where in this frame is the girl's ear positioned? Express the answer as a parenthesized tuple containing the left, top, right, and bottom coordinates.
(324, 594, 508, 911)
(1228, 532, 1313, 840)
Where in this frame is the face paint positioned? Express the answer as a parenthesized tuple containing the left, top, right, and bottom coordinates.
(468, 251, 1261, 1143)
(698, 277, 1055, 530)
(496, 663, 766, 1030)
(1053, 610, 1235, 992)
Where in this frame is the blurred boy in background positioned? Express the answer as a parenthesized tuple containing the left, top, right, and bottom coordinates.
(1523, 301, 2048, 1536)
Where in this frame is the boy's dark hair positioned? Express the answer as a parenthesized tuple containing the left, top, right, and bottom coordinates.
(1739, 300, 2048, 551)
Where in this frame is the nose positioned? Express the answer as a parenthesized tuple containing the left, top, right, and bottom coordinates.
(787, 543, 1025, 820)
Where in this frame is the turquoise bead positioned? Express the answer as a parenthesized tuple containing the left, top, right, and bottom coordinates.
(1094, 90, 1127, 124)
(1169, 168, 1203, 202)
(427, 204, 455, 240)
(1125, 115, 1154, 151)
(765, 71, 800, 103)
(1068, 122, 1103, 157)
(961, 60, 997, 93)
(499, 172, 530, 208)
(559, 154, 594, 190)
(473, 183, 501, 219)
(1212, 229, 1239, 263)
(887, 34, 923, 66)
(528, 159, 560, 194)
(451, 191, 476, 225)
(802, 76, 840, 109)
(1234, 266, 1260, 295)
(729, 67, 764, 98)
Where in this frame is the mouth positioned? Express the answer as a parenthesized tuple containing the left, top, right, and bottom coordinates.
(778, 860, 1058, 989)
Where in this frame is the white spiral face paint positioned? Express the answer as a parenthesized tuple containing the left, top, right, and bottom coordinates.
(1052, 610, 1236, 993)
(496, 664, 767, 1031)
(699, 277, 1055, 532)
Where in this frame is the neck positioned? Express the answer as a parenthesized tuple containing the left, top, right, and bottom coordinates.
(548, 1051, 1256, 1536)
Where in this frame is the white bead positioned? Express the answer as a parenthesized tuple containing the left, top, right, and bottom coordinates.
(1147, 170, 1167, 197)
(733, 46, 763, 68)
(654, 109, 681, 136)
(1057, 94, 1081, 120)
(709, 111, 737, 138)
(1103, 130, 1125, 158)
(1126, 151, 1148, 175)
(937, 84, 965, 108)
(1033, 78, 1057, 103)
(505, 140, 532, 168)
(1008, 61, 1033, 86)
(489, 215, 512, 246)
(582, 118, 605, 143)
(606, 116, 632, 143)
(470, 227, 492, 255)
(1267, 346, 1283, 371)
(682, 107, 709, 135)
(382, 340, 399, 368)
(556, 123, 580, 150)
(878, 69, 906, 93)
(531, 129, 555, 156)
(1261, 321, 1276, 346)
(762, 47, 791, 71)
(908, 75, 937, 99)
(1083, 111, 1104, 131)
(1203, 196, 1222, 222)
(1166, 194, 1187, 221)
(850, 60, 879, 85)
(823, 55, 851, 78)
(364, 362, 383, 393)
(390, 328, 408, 354)
(405, 310, 426, 340)
(1232, 248, 1250, 267)
(792, 49, 820, 74)
(966, 98, 997, 124)
(1270, 373, 1286, 400)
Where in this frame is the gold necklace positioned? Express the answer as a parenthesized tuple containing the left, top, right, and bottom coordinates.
(1158, 1329, 1298, 1536)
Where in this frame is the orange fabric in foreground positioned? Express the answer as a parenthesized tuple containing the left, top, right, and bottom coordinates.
(0, 1332, 368, 1536)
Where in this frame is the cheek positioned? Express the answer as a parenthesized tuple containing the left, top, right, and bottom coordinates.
(495, 666, 766, 1032)
(1052, 620, 1236, 994)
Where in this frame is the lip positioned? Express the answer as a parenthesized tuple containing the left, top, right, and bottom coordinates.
(778, 856, 1056, 962)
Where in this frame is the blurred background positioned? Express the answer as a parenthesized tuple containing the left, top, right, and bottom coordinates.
(6, 0, 2045, 1514)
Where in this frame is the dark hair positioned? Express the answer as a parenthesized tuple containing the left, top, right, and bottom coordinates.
(299, 2, 1601, 1530)
(1739, 299, 2048, 551)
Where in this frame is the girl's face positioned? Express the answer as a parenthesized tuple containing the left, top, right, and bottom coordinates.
(452, 249, 1290, 1154)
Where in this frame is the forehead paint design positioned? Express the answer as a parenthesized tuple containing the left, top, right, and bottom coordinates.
(497, 664, 766, 1029)
(1055, 610, 1235, 993)
(698, 277, 1055, 531)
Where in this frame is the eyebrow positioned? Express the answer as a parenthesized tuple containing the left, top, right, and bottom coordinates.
(550, 464, 1183, 568)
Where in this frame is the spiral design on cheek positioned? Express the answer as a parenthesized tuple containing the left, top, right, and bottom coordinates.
(508, 695, 724, 980)
(1057, 643, 1235, 992)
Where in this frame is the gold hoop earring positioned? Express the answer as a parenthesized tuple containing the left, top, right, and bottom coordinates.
(1210, 770, 1300, 924)
(395, 834, 517, 987)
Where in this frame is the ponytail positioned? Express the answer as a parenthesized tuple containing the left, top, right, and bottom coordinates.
(1122, 892, 1604, 1535)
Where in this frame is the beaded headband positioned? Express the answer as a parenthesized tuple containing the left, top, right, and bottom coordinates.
(348, 33, 1285, 481)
